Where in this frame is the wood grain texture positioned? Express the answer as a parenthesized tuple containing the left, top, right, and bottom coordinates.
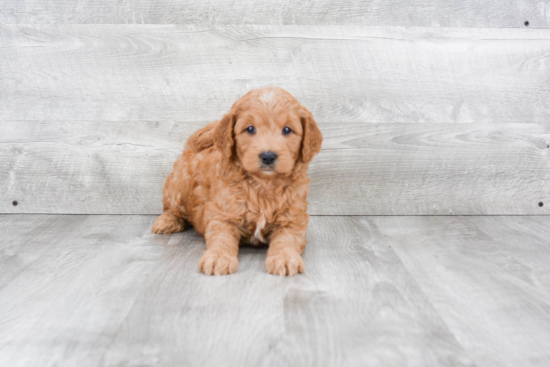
(0, 215, 88, 289)
(3, 215, 550, 366)
(0, 0, 547, 28)
(374, 216, 550, 367)
(0, 215, 475, 367)
(2, 121, 549, 215)
(0, 215, 168, 367)
(1, 25, 549, 124)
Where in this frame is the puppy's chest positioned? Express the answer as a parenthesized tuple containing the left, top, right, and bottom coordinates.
(236, 180, 298, 245)
(243, 201, 284, 245)
(246, 213, 268, 245)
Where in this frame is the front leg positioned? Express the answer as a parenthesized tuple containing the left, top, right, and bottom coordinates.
(198, 220, 240, 276)
(265, 227, 307, 276)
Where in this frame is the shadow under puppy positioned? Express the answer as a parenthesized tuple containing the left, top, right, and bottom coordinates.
(152, 87, 323, 276)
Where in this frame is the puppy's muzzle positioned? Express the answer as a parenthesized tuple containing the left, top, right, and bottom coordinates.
(260, 151, 278, 166)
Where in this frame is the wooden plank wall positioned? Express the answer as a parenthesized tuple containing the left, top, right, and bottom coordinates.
(1, 1, 549, 28)
(1, 3, 549, 215)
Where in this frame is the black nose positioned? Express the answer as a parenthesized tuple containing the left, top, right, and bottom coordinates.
(260, 151, 278, 166)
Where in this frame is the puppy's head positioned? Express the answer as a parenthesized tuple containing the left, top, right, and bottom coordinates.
(214, 87, 322, 177)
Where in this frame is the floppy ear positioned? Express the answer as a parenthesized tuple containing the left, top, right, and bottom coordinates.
(300, 109, 323, 163)
(213, 112, 236, 161)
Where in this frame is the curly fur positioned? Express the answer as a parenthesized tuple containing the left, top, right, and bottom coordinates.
(152, 87, 323, 276)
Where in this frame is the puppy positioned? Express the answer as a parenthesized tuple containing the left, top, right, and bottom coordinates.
(152, 87, 322, 276)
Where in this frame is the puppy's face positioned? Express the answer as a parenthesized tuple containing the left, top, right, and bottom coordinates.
(214, 87, 323, 178)
(234, 104, 303, 176)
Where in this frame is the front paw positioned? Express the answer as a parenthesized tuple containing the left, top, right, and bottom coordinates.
(265, 248, 305, 276)
(198, 249, 239, 276)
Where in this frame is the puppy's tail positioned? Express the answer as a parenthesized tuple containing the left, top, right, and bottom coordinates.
(185, 120, 218, 153)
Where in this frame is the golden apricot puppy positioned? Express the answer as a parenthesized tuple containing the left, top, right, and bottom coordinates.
(152, 87, 322, 276)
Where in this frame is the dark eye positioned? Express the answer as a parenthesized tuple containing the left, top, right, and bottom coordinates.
(282, 126, 292, 135)
(246, 126, 256, 134)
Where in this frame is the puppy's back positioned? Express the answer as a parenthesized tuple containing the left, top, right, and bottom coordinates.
(185, 120, 219, 153)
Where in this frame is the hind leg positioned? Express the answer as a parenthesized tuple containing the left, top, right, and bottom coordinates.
(152, 212, 186, 234)
(153, 152, 192, 234)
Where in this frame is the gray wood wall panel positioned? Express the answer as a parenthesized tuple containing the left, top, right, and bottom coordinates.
(1, 25, 549, 124)
(2, 121, 549, 215)
(373, 216, 550, 367)
(0, 0, 547, 28)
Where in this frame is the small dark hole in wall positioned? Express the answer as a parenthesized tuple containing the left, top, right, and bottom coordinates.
(524, 21, 529, 26)
(539, 202, 544, 207)
(12, 200, 18, 206)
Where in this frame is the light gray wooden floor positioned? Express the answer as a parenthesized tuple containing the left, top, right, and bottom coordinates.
(1, 214, 549, 367)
